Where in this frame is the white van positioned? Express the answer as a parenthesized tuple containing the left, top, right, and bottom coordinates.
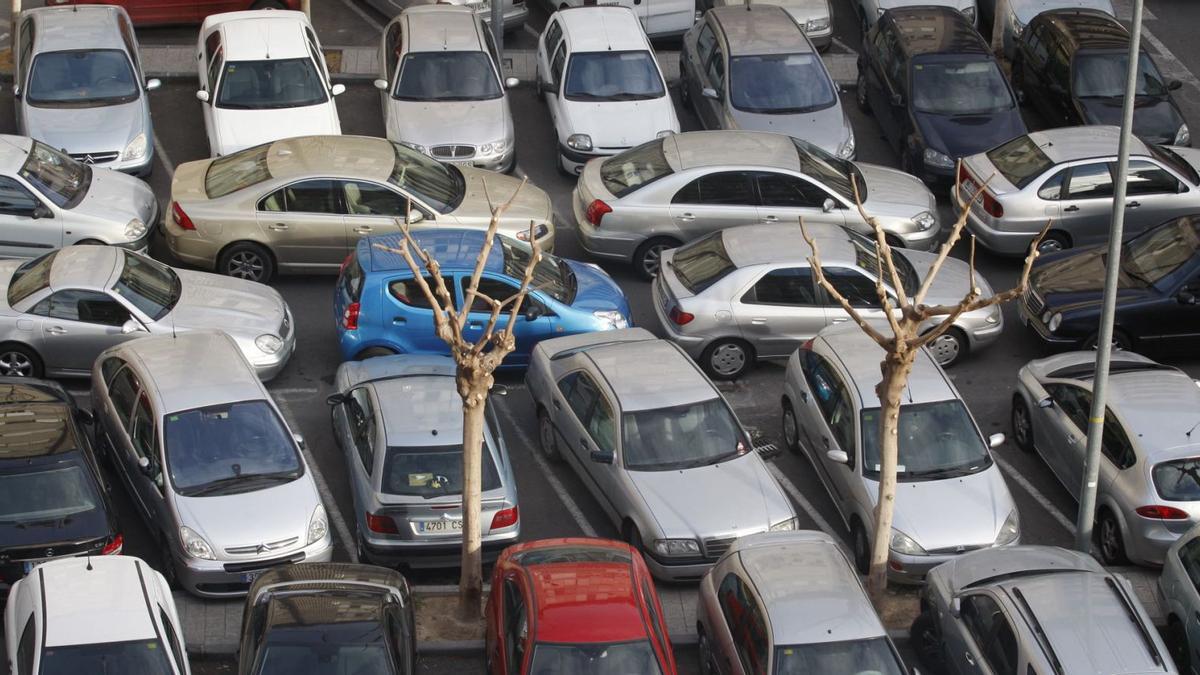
(535, 6, 681, 175)
(545, 0, 694, 37)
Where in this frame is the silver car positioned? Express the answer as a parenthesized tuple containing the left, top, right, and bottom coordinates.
(572, 130, 941, 279)
(91, 331, 332, 598)
(526, 327, 798, 581)
(13, 6, 160, 177)
(697, 530, 907, 675)
(1160, 522, 1200, 674)
(912, 546, 1174, 674)
(703, 0, 834, 50)
(329, 354, 519, 567)
(680, 6, 853, 158)
(0, 137, 157, 257)
(364, 0, 527, 33)
(783, 322, 1018, 584)
(857, 0, 975, 31)
(1013, 349, 1200, 566)
(653, 223, 1003, 377)
(959, 126, 1200, 255)
(376, 6, 519, 173)
(0, 246, 295, 380)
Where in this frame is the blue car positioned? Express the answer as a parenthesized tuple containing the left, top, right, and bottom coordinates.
(335, 230, 632, 365)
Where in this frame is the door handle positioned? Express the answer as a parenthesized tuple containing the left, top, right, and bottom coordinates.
(468, 321, 483, 329)
(964, 652, 976, 667)
(1067, 435, 1077, 445)
(552, 399, 562, 411)
(579, 437, 589, 447)
(269, 223, 290, 231)
(46, 326, 66, 335)
(1127, 201, 1141, 208)
(1063, 205, 1080, 212)
(678, 213, 695, 222)
(392, 316, 406, 325)
(800, 391, 809, 402)
(354, 226, 373, 234)
(751, 317, 766, 325)
(831, 317, 848, 323)
(762, 215, 779, 223)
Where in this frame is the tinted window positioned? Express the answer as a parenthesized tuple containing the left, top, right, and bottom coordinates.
(463, 276, 519, 312)
(344, 181, 406, 216)
(824, 268, 881, 308)
(216, 58, 328, 109)
(587, 393, 617, 454)
(564, 51, 665, 101)
(718, 573, 767, 674)
(803, 350, 855, 458)
(347, 387, 375, 471)
(744, 268, 817, 305)
(1123, 216, 1200, 284)
(16, 616, 34, 675)
(600, 140, 673, 197)
(503, 579, 528, 675)
(205, 142, 272, 198)
(756, 172, 831, 208)
(36, 289, 129, 326)
(281, 180, 342, 214)
(39, 639, 174, 675)
(0, 176, 40, 215)
(27, 49, 138, 106)
(860, 400, 991, 480)
(1037, 170, 1066, 200)
(254, 627, 391, 675)
(388, 142, 465, 214)
(384, 23, 402, 81)
(394, 52, 502, 101)
(673, 172, 755, 205)
(111, 252, 181, 321)
(911, 58, 1013, 114)
(1100, 418, 1136, 470)
(550, 43, 566, 87)
(389, 276, 451, 309)
(7, 251, 56, 306)
(0, 462, 100, 526)
(160, 609, 186, 673)
(500, 238, 573, 304)
(381, 444, 501, 496)
(543, 20, 563, 59)
(107, 367, 139, 428)
(695, 22, 716, 65)
(130, 396, 156, 462)
(1154, 459, 1200, 501)
(986, 135, 1054, 189)
(706, 45, 726, 92)
(19, 141, 88, 209)
(670, 232, 735, 294)
(1066, 163, 1114, 199)
(622, 397, 746, 471)
(960, 595, 1018, 675)
(729, 54, 835, 113)
(1125, 160, 1181, 196)
(792, 139, 864, 202)
(1178, 537, 1200, 592)
(1073, 50, 1169, 97)
(565, 372, 601, 422)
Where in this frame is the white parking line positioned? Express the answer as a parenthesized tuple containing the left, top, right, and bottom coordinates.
(523, 24, 541, 40)
(339, 0, 385, 32)
(270, 387, 321, 398)
(994, 456, 1077, 536)
(152, 131, 175, 178)
(765, 462, 840, 540)
(831, 36, 856, 54)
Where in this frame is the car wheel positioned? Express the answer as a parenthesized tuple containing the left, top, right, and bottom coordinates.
(356, 347, 397, 360)
(537, 408, 561, 462)
(702, 339, 753, 380)
(679, 72, 691, 109)
(1096, 509, 1130, 565)
(926, 327, 967, 367)
(1167, 617, 1191, 674)
(851, 520, 870, 574)
(0, 344, 42, 378)
(911, 612, 947, 675)
(633, 237, 679, 280)
(782, 398, 802, 454)
(1037, 231, 1070, 254)
(1012, 58, 1027, 103)
(697, 628, 718, 675)
(355, 526, 371, 565)
(623, 522, 644, 554)
(856, 70, 870, 113)
(1010, 396, 1034, 452)
(218, 242, 275, 282)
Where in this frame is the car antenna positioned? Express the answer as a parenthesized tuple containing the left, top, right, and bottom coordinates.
(1185, 418, 1200, 440)
(85, 555, 92, 571)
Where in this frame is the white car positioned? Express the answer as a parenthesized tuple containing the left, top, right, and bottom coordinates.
(195, 10, 344, 157)
(548, 0, 694, 37)
(535, 6, 680, 175)
(4, 555, 191, 674)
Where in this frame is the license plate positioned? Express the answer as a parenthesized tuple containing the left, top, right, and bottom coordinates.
(417, 519, 463, 533)
(242, 570, 264, 583)
(446, 160, 475, 166)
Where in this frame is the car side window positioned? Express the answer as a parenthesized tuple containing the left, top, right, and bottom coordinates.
(556, 371, 580, 402)
(1178, 537, 1200, 592)
(278, 180, 343, 214)
(1028, 25, 1049, 67)
(756, 172, 831, 208)
(343, 180, 407, 216)
(117, 15, 140, 77)
(502, 579, 527, 675)
(389, 276, 453, 310)
(543, 19, 563, 61)
(1065, 163, 1114, 199)
(672, 172, 756, 205)
(824, 268, 882, 308)
(0, 176, 41, 216)
(718, 573, 768, 675)
(1071, 388, 1136, 469)
(550, 43, 566, 88)
(160, 608, 186, 673)
(101, 356, 126, 385)
(204, 31, 221, 67)
(348, 387, 376, 472)
(587, 392, 617, 454)
(885, 38, 907, 94)
(802, 351, 855, 462)
(481, 25, 501, 72)
(206, 46, 224, 92)
(462, 276, 519, 312)
(17, 615, 35, 675)
(1045, 383, 1088, 430)
(1049, 42, 1071, 86)
(706, 44, 726, 94)
(32, 289, 130, 327)
(17, 20, 34, 90)
(107, 367, 140, 428)
(695, 22, 717, 66)
(385, 22, 403, 82)
(130, 394, 157, 463)
(742, 268, 817, 306)
(960, 594, 1019, 675)
(1125, 160, 1182, 196)
(565, 372, 602, 425)
(1037, 170, 1066, 200)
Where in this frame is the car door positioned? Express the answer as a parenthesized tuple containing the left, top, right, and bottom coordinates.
(866, 25, 905, 147)
(668, 171, 759, 239)
(1058, 162, 1117, 247)
(339, 179, 414, 245)
(1037, 383, 1089, 498)
(0, 176, 58, 258)
(256, 179, 351, 269)
(1122, 160, 1190, 234)
(1046, 39, 1076, 125)
(458, 275, 557, 366)
(381, 20, 403, 107)
(535, 17, 561, 94)
(1016, 24, 1053, 122)
(794, 350, 858, 515)
(28, 289, 135, 374)
(754, 171, 848, 227)
(499, 576, 531, 675)
(821, 267, 895, 330)
(683, 21, 718, 121)
(1155, 269, 1200, 347)
(947, 593, 1020, 675)
(551, 370, 623, 521)
(544, 42, 568, 131)
(715, 571, 769, 675)
(733, 266, 828, 358)
(383, 274, 458, 355)
(335, 385, 378, 530)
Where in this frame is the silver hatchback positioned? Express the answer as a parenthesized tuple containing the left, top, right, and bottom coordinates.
(328, 354, 519, 567)
(652, 223, 1003, 378)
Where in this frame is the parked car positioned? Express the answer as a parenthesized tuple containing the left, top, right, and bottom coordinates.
(911, 546, 1175, 674)
(0, 378, 122, 592)
(1161, 522, 1200, 674)
(548, 0, 692, 37)
(654, 223, 1002, 376)
(364, 0, 527, 33)
(4, 555, 191, 674)
(700, 0, 834, 50)
(1018, 214, 1200, 350)
(526, 328, 797, 581)
(680, 6, 853, 158)
(1012, 350, 1200, 565)
(0, 246, 295, 380)
(783, 323, 1018, 582)
(697, 531, 907, 675)
(484, 537, 678, 674)
(0, 136, 157, 257)
(13, 6, 159, 176)
(376, 6, 519, 173)
(994, 0, 1115, 58)
(335, 230, 629, 364)
(572, 130, 941, 279)
(329, 354, 520, 566)
(1013, 9, 1188, 146)
(166, 136, 557, 282)
(856, 0, 975, 32)
(858, 6, 1026, 184)
(91, 332, 331, 598)
(237, 563, 415, 675)
(535, 6, 680, 175)
(195, 10, 344, 157)
(958, 126, 1200, 255)
(43, 0, 302, 26)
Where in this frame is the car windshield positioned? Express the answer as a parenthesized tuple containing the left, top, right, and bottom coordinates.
(1153, 458, 1200, 501)
(7, 251, 57, 307)
(388, 142, 465, 214)
(1074, 50, 1169, 98)
(792, 138, 865, 202)
(622, 397, 747, 471)
(860, 400, 991, 480)
(394, 52, 501, 101)
(111, 252, 181, 321)
(511, 545, 631, 565)
(847, 229, 918, 295)
(26, 49, 139, 107)
(205, 142, 273, 198)
(40, 640, 175, 674)
(529, 641, 663, 675)
(164, 400, 303, 497)
(985, 135, 1054, 189)
(774, 638, 906, 675)
(1148, 144, 1200, 185)
(216, 58, 328, 109)
(19, 141, 89, 208)
(501, 238, 574, 304)
(600, 139, 674, 198)
(730, 54, 836, 114)
(563, 51, 666, 101)
(256, 622, 392, 675)
(381, 443, 501, 497)
(0, 463, 99, 525)
(911, 58, 1014, 114)
(1122, 216, 1200, 285)
(670, 232, 736, 294)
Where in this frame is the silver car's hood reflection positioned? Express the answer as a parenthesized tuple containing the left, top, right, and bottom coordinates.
(866, 466, 1009, 551)
(386, 98, 509, 149)
(174, 474, 317, 557)
(627, 454, 775, 537)
(23, 99, 143, 157)
(857, 163, 936, 217)
(74, 166, 157, 224)
(169, 270, 286, 335)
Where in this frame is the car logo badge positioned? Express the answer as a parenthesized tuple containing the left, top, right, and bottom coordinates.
(955, 546, 966, 554)
(80, 155, 96, 165)
(44, 548, 54, 558)
(256, 544, 268, 554)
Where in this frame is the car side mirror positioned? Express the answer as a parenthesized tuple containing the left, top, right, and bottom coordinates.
(504, 77, 519, 89)
(145, 78, 162, 91)
(701, 87, 719, 100)
(331, 83, 346, 96)
(405, 210, 425, 225)
(77, 409, 95, 425)
(195, 89, 210, 102)
(821, 198, 836, 213)
(1179, 291, 1196, 305)
(524, 304, 543, 321)
(1037, 397, 1053, 409)
(11, 84, 20, 99)
(373, 78, 389, 91)
(1169, 79, 1183, 91)
(137, 456, 154, 477)
(825, 449, 849, 464)
(890, 92, 903, 106)
(326, 393, 347, 406)
(590, 449, 615, 464)
(31, 204, 52, 220)
(121, 319, 148, 334)
(491, 384, 509, 396)
(293, 433, 306, 449)
(988, 433, 1005, 448)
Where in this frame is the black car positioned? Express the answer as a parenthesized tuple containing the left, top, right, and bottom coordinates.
(1019, 214, 1200, 350)
(238, 563, 416, 675)
(0, 378, 120, 592)
(856, 5, 1026, 183)
(1013, 9, 1188, 146)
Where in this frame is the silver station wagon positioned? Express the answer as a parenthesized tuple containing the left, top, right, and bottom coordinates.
(329, 354, 519, 567)
(652, 223, 1003, 377)
(526, 328, 797, 581)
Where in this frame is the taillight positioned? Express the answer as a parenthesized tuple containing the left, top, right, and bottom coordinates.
(800, 339, 814, 351)
(366, 512, 400, 534)
(586, 199, 612, 227)
(1136, 505, 1190, 520)
(957, 165, 1003, 217)
(171, 202, 195, 231)
(342, 302, 360, 330)
(101, 533, 123, 555)
(491, 506, 519, 530)
(339, 254, 354, 274)
(668, 306, 694, 326)
(982, 192, 1004, 218)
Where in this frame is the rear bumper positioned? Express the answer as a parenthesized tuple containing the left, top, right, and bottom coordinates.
(361, 532, 519, 568)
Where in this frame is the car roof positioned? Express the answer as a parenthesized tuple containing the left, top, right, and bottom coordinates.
(582, 339, 718, 412)
(555, 6, 649, 52)
(119, 332, 266, 414)
(710, 5, 812, 57)
(1088, 365, 1200, 461)
(1024, 126, 1150, 165)
(883, 6, 990, 56)
(403, 6, 485, 52)
(1034, 8, 1128, 50)
(722, 223, 858, 268)
(46, 245, 123, 293)
(39, 556, 159, 647)
(265, 135, 396, 183)
(362, 230, 505, 275)
(943, 545, 1102, 593)
(527, 557, 649, 644)
(373, 373, 464, 447)
(665, 131, 800, 172)
(0, 136, 33, 174)
(815, 323, 954, 406)
(0, 382, 79, 460)
(26, 6, 127, 53)
(207, 10, 312, 61)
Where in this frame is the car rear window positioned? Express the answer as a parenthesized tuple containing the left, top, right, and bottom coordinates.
(340, 253, 365, 302)
(600, 139, 673, 198)
(669, 232, 735, 294)
(205, 142, 273, 199)
(985, 135, 1054, 189)
(1153, 458, 1200, 501)
(7, 251, 56, 307)
(381, 444, 501, 497)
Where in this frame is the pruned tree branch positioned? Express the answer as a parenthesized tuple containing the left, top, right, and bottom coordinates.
(461, 178, 528, 333)
(799, 216, 889, 347)
(912, 162, 993, 308)
(852, 176, 909, 310)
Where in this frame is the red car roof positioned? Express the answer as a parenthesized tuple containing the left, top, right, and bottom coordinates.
(528, 561, 650, 644)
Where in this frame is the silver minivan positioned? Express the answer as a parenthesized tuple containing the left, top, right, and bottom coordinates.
(92, 331, 331, 598)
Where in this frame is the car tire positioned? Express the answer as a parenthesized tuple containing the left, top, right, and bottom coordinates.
(623, 522, 644, 555)
(926, 327, 967, 367)
(633, 237, 679, 280)
(0, 344, 43, 378)
(679, 71, 691, 110)
(856, 70, 870, 113)
(75, 238, 106, 246)
(701, 339, 754, 381)
(911, 612, 947, 675)
(1167, 616, 1190, 674)
(851, 520, 870, 574)
(218, 242, 275, 282)
(537, 407, 562, 462)
(355, 347, 397, 360)
(1010, 396, 1034, 452)
(355, 526, 371, 565)
(1036, 231, 1071, 254)
(1096, 508, 1130, 565)
(697, 627, 718, 675)
(782, 398, 802, 454)
(1082, 328, 1134, 352)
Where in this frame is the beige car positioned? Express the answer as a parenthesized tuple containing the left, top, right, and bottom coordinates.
(165, 135, 556, 281)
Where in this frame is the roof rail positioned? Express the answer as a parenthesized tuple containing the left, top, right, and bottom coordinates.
(1104, 576, 1165, 668)
(1011, 587, 1064, 675)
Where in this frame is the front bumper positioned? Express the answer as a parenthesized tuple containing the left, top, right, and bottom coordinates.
(1017, 301, 1079, 347)
(888, 542, 1016, 584)
(894, 222, 940, 252)
(961, 313, 1004, 350)
(559, 143, 620, 176)
(178, 536, 334, 598)
(641, 551, 713, 582)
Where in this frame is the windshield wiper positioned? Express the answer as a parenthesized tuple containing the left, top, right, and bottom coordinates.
(183, 470, 299, 497)
(906, 464, 980, 479)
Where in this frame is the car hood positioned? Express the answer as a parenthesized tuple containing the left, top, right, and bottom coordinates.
(1077, 96, 1184, 145)
(174, 476, 319, 555)
(386, 97, 510, 148)
(1029, 248, 1155, 311)
(731, 105, 851, 157)
(74, 166, 158, 224)
(865, 465, 1013, 551)
(627, 455, 781, 538)
(168, 269, 287, 336)
(1012, 0, 1114, 23)
(23, 99, 144, 156)
(899, 248, 995, 302)
(213, 104, 340, 156)
(857, 162, 935, 216)
(450, 167, 553, 226)
(914, 108, 1026, 159)
(561, 98, 678, 149)
(564, 259, 630, 315)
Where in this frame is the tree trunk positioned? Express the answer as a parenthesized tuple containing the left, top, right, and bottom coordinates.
(867, 349, 917, 601)
(457, 386, 487, 620)
(991, 0, 1009, 55)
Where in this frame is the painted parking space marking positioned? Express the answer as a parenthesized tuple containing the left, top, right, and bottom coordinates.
(994, 456, 1077, 535)
(766, 462, 841, 541)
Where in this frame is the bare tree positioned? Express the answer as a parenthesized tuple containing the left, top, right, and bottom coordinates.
(800, 163, 1049, 599)
(373, 180, 540, 619)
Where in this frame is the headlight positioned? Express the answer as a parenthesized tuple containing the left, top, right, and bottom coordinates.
(838, 130, 856, 159)
(914, 211, 937, 231)
(656, 130, 676, 138)
(593, 309, 628, 329)
(806, 16, 830, 32)
(995, 510, 1020, 546)
(399, 141, 428, 155)
(566, 134, 593, 151)
(770, 517, 798, 531)
(180, 526, 215, 560)
(985, 310, 1000, 325)
(890, 529, 927, 556)
(515, 223, 550, 241)
(923, 148, 955, 169)
(308, 505, 329, 545)
(479, 139, 507, 155)
(122, 133, 148, 161)
(653, 539, 701, 557)
(1048, 313, 1062, 333)
(256, 334, 283, 354)
(961, 5, 975, 22)
(1176, 124, 1190, 146)
(124, 218, 146, 239)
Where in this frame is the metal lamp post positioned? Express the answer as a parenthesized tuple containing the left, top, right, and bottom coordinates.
(491, 0, 504, 56)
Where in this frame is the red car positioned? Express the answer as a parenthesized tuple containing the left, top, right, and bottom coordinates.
(43, 0, 300, 26)
(485, 538, 678, 674)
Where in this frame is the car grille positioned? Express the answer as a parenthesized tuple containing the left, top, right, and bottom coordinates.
(70, 151, 120, 165)
(704, 536, 736, 559)
(225, 536, 299, 556)
(1023, 288, 1045, 318)
(926, 543, 989, 555)
(223, 552, 305, 574)
(431, 145, 476, 160)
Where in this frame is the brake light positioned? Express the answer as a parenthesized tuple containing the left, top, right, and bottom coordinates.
(339, 254, 354, 274)
(668, 306, 694, 326)
(800, 339, 814, 351)
(586, 199, 612, 227)
(491, 506, 519, 530)
(1136, 505, 1190, 520)
(342, 302, 360, 330)
(101, 533, 123, 555)
(981, 191, 1004, 218)
(171, 202, 195, 231)
(366, 512, 400, 534)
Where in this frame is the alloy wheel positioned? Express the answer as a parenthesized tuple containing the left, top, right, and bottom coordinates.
(226, 251, 266, 280)
(0, 351, 34, 377)
(640, 244, 670, 278)
(1012, 402, 1032, 450)
(783, 406, 799, 452)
